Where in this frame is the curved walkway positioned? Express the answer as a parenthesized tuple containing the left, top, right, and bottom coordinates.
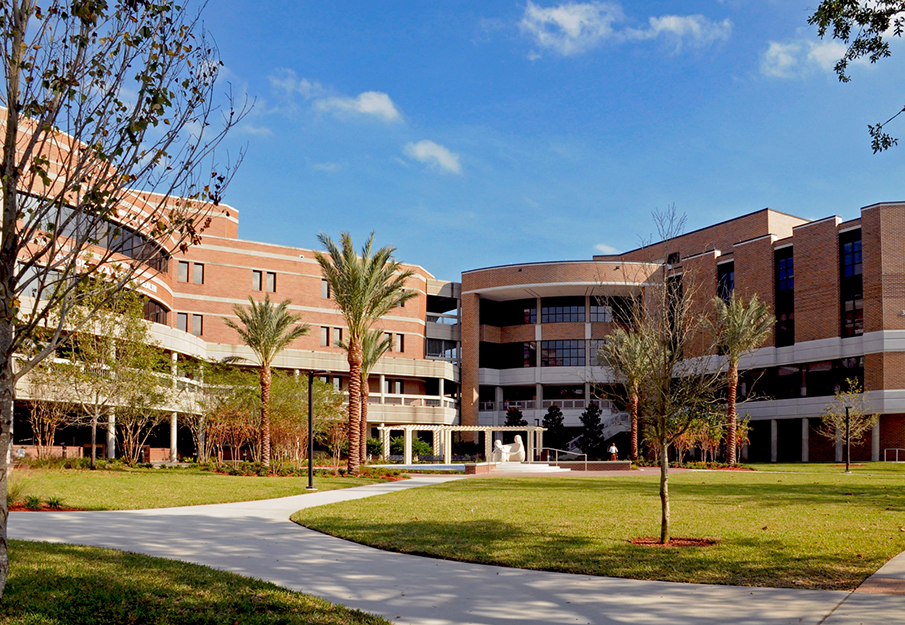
(9, 476, 904, 625)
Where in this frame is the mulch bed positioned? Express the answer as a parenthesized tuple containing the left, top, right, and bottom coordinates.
(9, 505, 82, 512)
(631, 537, 717, 547)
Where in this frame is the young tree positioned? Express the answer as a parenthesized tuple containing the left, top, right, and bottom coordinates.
(577, 401, 604, 458)
(504, 406, 527, 427)
(315, 232, 416, 475)
(352, 329, 392, 465)
(0, 1, 245, 595)
(25, 360, 76, 459)
(809, 1, 905, 151)
(597, 326, 652, 461)
(541, 404, 566, 450)
(224, 296, 310, 469)
(817, 379, 877, 472)
(710, 293, 773, 465)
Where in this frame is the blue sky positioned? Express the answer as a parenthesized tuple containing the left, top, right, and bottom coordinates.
(202, 1, 905, 281)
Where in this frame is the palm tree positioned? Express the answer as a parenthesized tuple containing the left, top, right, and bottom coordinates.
(597, 326, 653, 461)
(315, 232, 416, 475)
(710, 293, 773, 465)
(223, 295, 309, 469)
(358, 329, 393, 464)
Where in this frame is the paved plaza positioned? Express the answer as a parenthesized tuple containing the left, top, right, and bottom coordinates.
(9, 476, 905, 625)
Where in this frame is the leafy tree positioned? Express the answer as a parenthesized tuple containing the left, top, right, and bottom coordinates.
(597, 326, 652, 461)
(315, 233, 416, 475)
(223, 296, 310, 469)
(0, 1, 244, 595)
(578, 401, 604, 458)
(809, 1, 905, 151)
(25, 360, 77, 459)
(504, 406, 527, 427)
(817, 378, 877, 472)
(710, 293, 773, 465)
(541, 404, 566, 450)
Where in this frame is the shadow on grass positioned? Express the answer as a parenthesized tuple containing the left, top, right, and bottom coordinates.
(2, 540, 390, 625)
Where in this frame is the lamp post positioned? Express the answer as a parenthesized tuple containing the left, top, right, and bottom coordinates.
(843, 395, 854, 474)
(307, 371, 325, 491)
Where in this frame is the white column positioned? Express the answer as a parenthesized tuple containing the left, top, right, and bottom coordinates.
(107, 411, 116, 459)
(835, 428, 843, 462)
(484, 431, 493, 462)
(872, 419, 881, 462)
(379, 374, 386, 404)
(801, 418, 809, 463)
(380, 425, 390, 461)
(494, 386, 504, 427)
(770, 419, 777, 463)
(404, 428, 413, 465)
(432, 430, 441, 456)
(526, 429, 534, 462)
(443, 430, 452, 464)
(170, 353, 179, 462)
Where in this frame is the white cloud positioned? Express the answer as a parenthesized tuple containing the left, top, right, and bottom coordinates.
(595, 242, 620, 254)
(760, 39, 847, 78)
(268, 69, 326, 99)
(403, 140, 462, 174)
(312, 161, 343, 173)
(315, 91, 402, 123)
(519, 1, 731, 57)
(236, 123, 273, 137)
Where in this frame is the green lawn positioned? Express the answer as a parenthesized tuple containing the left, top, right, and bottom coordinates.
(0, 540, 390, 625)
(294, 470, 905, 590)
(751, 462, 905, 475)
(12, 467, 386, 510)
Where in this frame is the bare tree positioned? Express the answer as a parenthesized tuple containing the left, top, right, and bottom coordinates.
(817, 378, 877, 472)
(0, 1, 246, 595)
(26, 359, 77, 458)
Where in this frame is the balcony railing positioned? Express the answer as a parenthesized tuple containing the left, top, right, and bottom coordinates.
(367, 393, 457, 410)
(479, 398, 613, 412)
(427, 313, 459, 326)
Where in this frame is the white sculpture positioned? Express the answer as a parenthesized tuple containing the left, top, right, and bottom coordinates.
(491, 435, 526, 463)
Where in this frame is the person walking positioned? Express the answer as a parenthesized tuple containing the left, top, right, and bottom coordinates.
(608, 442, 618, 461)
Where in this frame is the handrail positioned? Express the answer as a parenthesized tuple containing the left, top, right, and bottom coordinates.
(536, 446, 587, 471)
(884, 448, 905, 462)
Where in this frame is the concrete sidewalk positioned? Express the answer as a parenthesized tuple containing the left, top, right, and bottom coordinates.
(9, 475, 903, 625)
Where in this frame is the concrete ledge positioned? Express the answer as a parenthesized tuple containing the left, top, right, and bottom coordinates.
(547, 460, 633, 471)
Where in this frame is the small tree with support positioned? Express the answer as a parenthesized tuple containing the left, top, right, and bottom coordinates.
(817, 379, 876, 473)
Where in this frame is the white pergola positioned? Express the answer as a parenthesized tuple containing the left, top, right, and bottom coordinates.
(376, 424, 546, 464)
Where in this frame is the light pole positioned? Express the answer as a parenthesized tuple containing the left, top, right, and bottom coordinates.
(307, 371, 325, 491)
(843, 395, 854, 474)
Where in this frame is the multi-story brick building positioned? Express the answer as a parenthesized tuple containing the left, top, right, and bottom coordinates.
(460, 204, 905, 463)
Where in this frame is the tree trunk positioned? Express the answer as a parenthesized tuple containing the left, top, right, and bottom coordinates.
(629, 391, 639, 461)
(260, 364, 272, 468)
(360, 379, 369, 465)
(726, 363, 738, 466)
(0, 318, 14, 600)
(90, 414, 97, 470)
(659, 435, 670, 545)
(346, 341, 362, 476)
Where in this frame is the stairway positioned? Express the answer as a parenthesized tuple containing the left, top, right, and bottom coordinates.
(489, 462, 571, 474)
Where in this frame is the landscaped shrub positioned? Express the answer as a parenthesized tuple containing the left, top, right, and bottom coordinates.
(45, 496, 64, 510)
(24, 495, 42, 511)
(390, 436, 432, 458)
(6, 470, 32, 507)
(366, 437, 383, 457)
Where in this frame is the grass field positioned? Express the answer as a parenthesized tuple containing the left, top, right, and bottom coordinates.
(0, 540, 390, 625)
(10, 467, 386, 510)
(294, 466, 905, 590)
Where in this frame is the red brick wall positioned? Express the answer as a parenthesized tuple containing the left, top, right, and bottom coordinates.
(792, 218, 841, 343)
(733, 235, 777, 348)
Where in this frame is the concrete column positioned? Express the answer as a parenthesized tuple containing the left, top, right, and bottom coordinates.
(801, 418, 809, 463)
(770, 419, 777, 463)
(835, 428, 843, 462)
(380, 426, 390, 461)
(872, 419, 881, 462)
(379, 374, 386, 403)
(107, 411, 116, 459)
(432, 430, 441, 457)
(403, 428, 413, 465)
(526, 429, 534, 462)
(536, 383, 543, 413)
(443, 431, 452, 464)
(170, 412, 178, 462)
(494, 386, 504, 427)
(484, 431, 493, 462)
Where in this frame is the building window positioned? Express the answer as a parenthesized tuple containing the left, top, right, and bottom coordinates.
(385, 379, 404, 394)
(395, 333, 404, 353)
(541, 297, 585, 323)
(333, 376, 342, 391)
(540, 340, 585, 367)
(177, 312, 188, 332)
(252, 270, 262, 291)
(775, 248, 794, 347)
(178, 261, 189, 283)
(321, 279, 330, 299)
(266, 271, 276, 293)
(589, 300, 612, 322)
(333, 327, 342, 345)
(193, 263, 204, 285)
(192, 315, 203, 336)
(588, 339, 608, 365)
(717, 262, 735, 302)
(840, 230, 863, 338)
(143, 300, 167, 325)
(320, 327, 329, 346)
(426, 339, 459, 360)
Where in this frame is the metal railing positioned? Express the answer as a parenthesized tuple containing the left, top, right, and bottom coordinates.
(478, 398, 614, 412)
(369, 394, 456, 409)
(884, 448, 905, 462)
(426, 313, 459, 326)
(536, 447, 587, 471)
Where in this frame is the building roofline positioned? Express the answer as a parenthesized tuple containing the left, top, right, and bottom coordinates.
(462, 259, 655, 275)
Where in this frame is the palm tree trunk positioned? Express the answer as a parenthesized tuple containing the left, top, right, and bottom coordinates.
(629, 391, 639, 461)
(347, 342, 362, 476)
(260, 364, 272, 468)
(659, 434, 670, 544)
(726, 363, 738, 466)
(360, 380, 369, 465)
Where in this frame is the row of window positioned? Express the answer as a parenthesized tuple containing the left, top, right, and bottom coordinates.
(479, 339, 610, 369)
(320, 327, 405, 353)
(480, 296, 631, 327)
(176, 313, 203, 336)
(178, 263, 278, 294)
(177, 261, 204, 284)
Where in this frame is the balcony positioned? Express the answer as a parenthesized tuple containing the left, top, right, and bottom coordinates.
(479, 398, 612, 413)
(427, 313, 459, 326)
(366, 393, 458, 425)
